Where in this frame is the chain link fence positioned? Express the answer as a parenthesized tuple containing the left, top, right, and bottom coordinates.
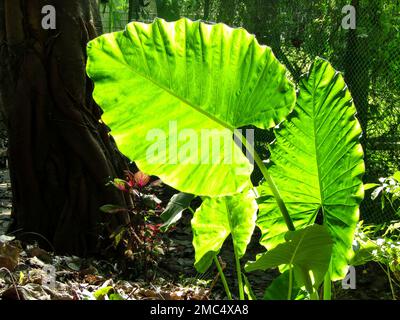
(100, 0, 400, 223)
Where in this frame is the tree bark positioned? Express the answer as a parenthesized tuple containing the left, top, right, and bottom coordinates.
(128, 0, 140, 21)
(344, 0, 370, 148)
(203, 0, 211, 21)
(155, 0, 180, 21)
(0, 0, 132, 256)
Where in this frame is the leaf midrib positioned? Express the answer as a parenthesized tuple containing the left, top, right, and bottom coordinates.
(289, 228, 308, 266)
(310, 66, 325, 213)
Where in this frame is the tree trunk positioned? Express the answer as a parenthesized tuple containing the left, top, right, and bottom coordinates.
(155, 0, 180, 21)
(344, 0, 370, 148)
(203, 0, 211, 21)
(128, 0, 140, 21)
(0, 0, 132, 256)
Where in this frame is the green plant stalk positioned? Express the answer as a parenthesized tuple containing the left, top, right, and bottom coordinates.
(253, 152, 295, 231)
(240, 134, 328, 300)
(323, 271, 332, 300)
(234, 130, 295, 231)
(214, 256, 233, 300)
(223, 197, 246, 300)
(233, 244, 245, 300)
(387, 264, 396, 300)
(242, 272, 256, 300)
(234, 130, 319, 300)
(310, 290, 319, 300)
(377, 262, 400, 291)
(234, 130, 319, 297)
(287, 264, 293, 300)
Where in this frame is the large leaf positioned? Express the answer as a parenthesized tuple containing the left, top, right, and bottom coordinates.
(160, 192, 195, 231)
(87, 18, 296, 196)
(256, 58, 365, 280)
(263, 270, 305, 300)
(192, 191, 258, 272)
(245, 225, 333, 290)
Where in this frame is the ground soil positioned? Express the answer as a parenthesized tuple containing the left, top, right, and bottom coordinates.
(0, 169, 398, 300)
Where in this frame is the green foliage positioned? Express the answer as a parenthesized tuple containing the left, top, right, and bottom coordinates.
(93, 286, 114, 300)
(87, 18, 365, 300)
(256, 58, 365, 280)
(245, 225, 333, 293)
(352, 220, 400, 298)
(352, 172, 400, 290)
(263, 270, 306, 300)
(101, 0, 130, 32)
(368, 171, 400, 217)
(100, 171, 169, 277)
(242, 273, 256, 300)
(93, 285, 125, 300)
(87, 18, 295, 196)
(100, 204, 129, 214)
(160, 192, 195, 231)
(192, 191, 257, 273)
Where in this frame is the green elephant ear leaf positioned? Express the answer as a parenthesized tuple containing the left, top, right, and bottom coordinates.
(256, 58, 365, 280)
(86, 18, 296, 196)
(263, 270, 305, 300)
(192, 191, 258, 273)
(160, 192, 195, 231)
(245, 224, 333, 290)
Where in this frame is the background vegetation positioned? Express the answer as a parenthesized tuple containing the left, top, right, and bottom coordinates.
(0, 0, 398, 301)
(99, 0, 400, 223)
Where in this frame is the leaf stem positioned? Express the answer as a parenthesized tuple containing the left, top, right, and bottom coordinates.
(234, 129, 295, 231)
(233, 244, 245, 300)
(253, 152, 295, 231)
(387, 264, 396, 300)
(310, 290, 320, 300)
(288, 264, 293, 300)
(323, 271, 332, 300)
(214, 256, 233, 300)
(234, 129, 319, 299)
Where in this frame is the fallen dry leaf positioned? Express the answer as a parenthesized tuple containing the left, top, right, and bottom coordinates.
(84, 274, 104, 285)
(26, 246, 52, 263)
(0, 241, 21, 271)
